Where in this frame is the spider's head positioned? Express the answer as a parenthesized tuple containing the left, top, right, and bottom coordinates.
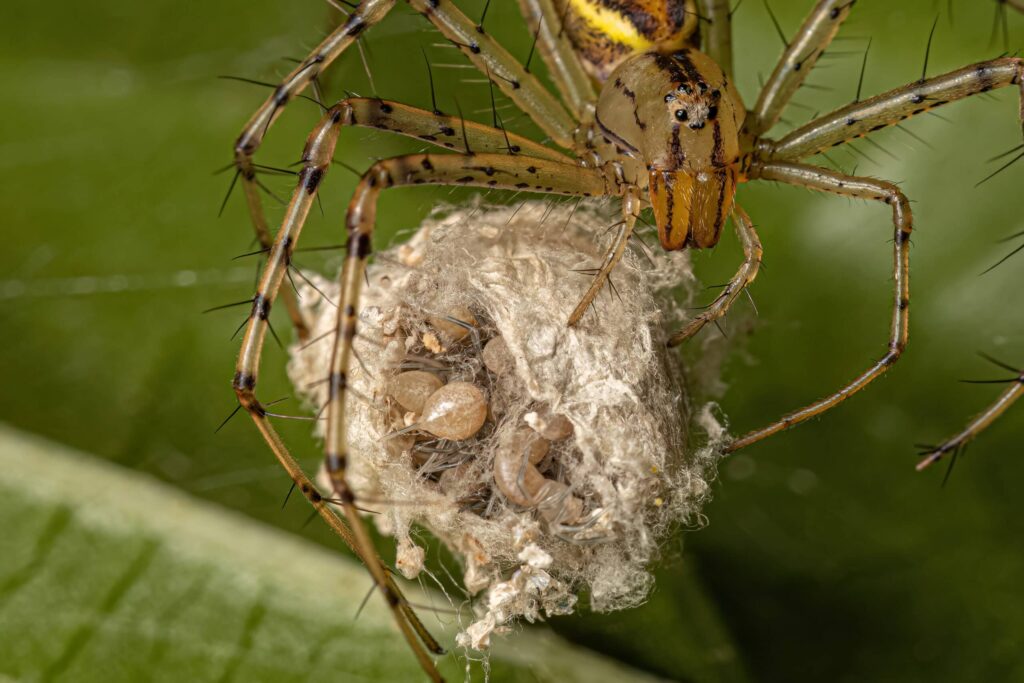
(595, 48, 744, 250)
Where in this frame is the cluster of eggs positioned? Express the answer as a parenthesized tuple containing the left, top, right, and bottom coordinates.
(381, 305, 585, 528)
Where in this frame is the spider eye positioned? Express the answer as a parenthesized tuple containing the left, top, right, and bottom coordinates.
(675, 109, 688, 122)
(677, 83, 692, 95)
(664, 94, 676, 102)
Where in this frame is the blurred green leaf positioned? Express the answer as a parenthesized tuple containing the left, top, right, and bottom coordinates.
(0, 424, 682, 682)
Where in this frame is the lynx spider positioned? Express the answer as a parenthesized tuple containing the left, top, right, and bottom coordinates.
(225, 1, 1024, 678)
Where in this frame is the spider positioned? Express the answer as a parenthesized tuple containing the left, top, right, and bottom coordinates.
(226, 1, 1024, 678)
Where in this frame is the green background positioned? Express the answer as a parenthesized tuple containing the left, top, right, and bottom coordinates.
(1, 0, 1022, 680)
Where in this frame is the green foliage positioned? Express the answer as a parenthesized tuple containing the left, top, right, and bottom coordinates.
(0, 1, 1022, 680)
(0, 426, 680, 682)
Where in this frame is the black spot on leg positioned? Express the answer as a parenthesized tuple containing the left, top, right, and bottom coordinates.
(456, 176, 474, 183)
(233, 371, 257, 392)
(379, 103, 393, 114)
(911, 93, 925, 104)
(302, 166, 325, 194)
(846, 117, 857, 126)
(253, 293, 271, 320)
(899, 297, 910, 311)
(421, 157, 434, 171)
(325, 451, 347, 473)
(440, 126, 456, 136)
(348, 232, 372, 259)
(345, 17, 366, 37)
(384, 586, 401, 607)
(526, 166, 537, 173)
(328, 371, 346, 400)
(272, 85, 288, 107)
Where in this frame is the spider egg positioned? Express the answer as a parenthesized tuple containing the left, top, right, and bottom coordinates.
(481, 336, 514, 375)
(420, 382, 487, 440)
(510, 427, 550, 465)
(389, 370, 444, 413)
(528, 411, 575, 441)
(428, 305, 477, 342)
(493, 446, 549, 507)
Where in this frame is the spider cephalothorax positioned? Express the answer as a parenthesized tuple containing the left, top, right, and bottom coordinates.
(593, 47, 744, 249)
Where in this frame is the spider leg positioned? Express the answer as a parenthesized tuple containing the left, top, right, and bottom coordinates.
(326, 151, 606, 647)
(233, 0, 581, 338)
(234, 104, 575, 680)
(234, 104, 605, 678)
(516, 0, 597, 119)
(752, 58, 1024, 462)
(917, 371, 1023, 470)
(566, 188, 642, 326)
(698, 0, 736, 80)
(745, 0, 855, 137)
(763, 57, 1024, 160)
(413, 0, 578, 147)
(230, 414, 446, 661)
(234, 0, 399, 339)
(236, 98, 571, 376)
(668, 203, 762, 345)
(726, 161, 911, 453)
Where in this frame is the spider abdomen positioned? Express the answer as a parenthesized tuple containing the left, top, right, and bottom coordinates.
(553, 0, 699, 81)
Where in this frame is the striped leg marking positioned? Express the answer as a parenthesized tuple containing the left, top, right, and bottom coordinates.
(668, 203, 762, 346)
(767, 58, 1024, 161)
(745, 0, 855, 137)
(727, 161, 912, 453)
(322, 151, 607, 667)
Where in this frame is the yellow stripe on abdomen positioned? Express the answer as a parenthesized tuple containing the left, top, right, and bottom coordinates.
(567, 0, 655, 51)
